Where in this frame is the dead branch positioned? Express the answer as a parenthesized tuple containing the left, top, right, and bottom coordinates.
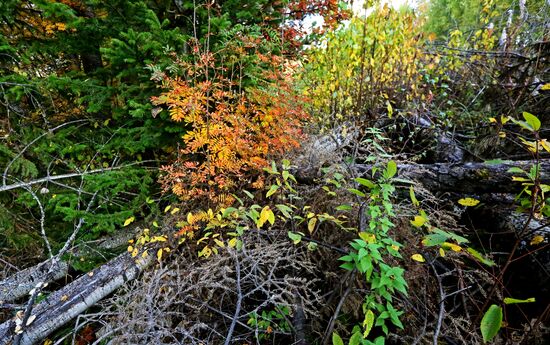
(0, 252, 153, 345)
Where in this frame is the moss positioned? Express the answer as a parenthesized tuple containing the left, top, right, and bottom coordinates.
(476, 168, 491, 179)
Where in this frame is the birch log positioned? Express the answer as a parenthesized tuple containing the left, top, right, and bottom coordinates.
(0, 252, 152, 345)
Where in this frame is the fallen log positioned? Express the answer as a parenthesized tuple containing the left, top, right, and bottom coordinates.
(295, 159, 550, 194)
(383, 160, 550, 193)
(0, 259, 68, 305)
(0, 226, 142, 303)
(0, 252, 153, 345)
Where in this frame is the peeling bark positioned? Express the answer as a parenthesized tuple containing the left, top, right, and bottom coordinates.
(0, 252, 153, 345)
(0, 226, 141, 303)
(0, 260, 68, 304)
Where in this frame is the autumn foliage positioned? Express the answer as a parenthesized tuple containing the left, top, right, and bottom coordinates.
(152, 32, 308, 201)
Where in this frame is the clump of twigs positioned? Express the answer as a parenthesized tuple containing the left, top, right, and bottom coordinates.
(92, 230, 321, 344)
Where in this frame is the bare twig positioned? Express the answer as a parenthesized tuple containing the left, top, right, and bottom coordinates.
(224, 251, 242, 345)
(0, 160, 156, 193)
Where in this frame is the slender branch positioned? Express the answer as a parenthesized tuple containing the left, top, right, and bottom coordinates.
(0, 160, 156, 193)
(323, 274, 354, 345)
(224, 252, 242, 345)
(24, 186, 52, 258)
(430, 261, 445, 345)
(2, 120, 87, 187)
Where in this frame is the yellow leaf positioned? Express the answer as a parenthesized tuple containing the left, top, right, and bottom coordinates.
(131, 248, 138, 257)
(458, 198, 480, 207)
(164, 205, 171, 213)
(540, 83, 550, 91)
(411, 254, 425, 262)
(141, 250, 148, 258)
(60, 295, 68, 302)
(386, 101, 393, 118)
(359, 232, 376, 244)
(308, 217, 317, 233)
(170, 207, 180, 215)
(43, 340, 53, 345)
(410, 215, 426, 227)
(151, 236, 167, 242)
(439, 248, 446, 257)
(152, 221, 159, 228)
(530, 235, 544, 246)
(512, 176, 530, 182)
(187, 212, 195, 224)
(539, 139, 550, 153)
(157, 248, 163, 262)
(228, 238, 237, 248)
(123, 216, 135, 227)
(442, 242, 462, 252)
(257, 206, 271, 228)
(489, 117, 497, 123)
(214, 239, 225, 247)
(499, 131, 506, 138)
(267, 209, 275, 225)
(127, 246, 134, 253)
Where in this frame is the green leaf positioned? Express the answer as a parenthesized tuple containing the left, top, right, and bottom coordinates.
(307, 241, 318, 251)
(385, 160, 397, 179)
(332, 332, 344, 345)
(336, 204, 353, 211)
(467, 247, 495, 267)
(484, 159, 511, 165)
(409, 186, 419, 206)
(507, 167, 525, 174)
(348, 188, 366, 197)
(339, 255, 354, 262)
(276, 204, 293, 218)
(523, 112, 541, 131)
(350, 331, 363, 345)
(281, 170, 289, 181)
(432, 228, 469, 244)
(503, 297, 535, 305)
(529, 164, 539, 180)
(355, 177, 375, 188)
(266, 185, 279, 198)
(242, 189, 255, 199)
(480, 304, 502, 343)
(288, 231, 302, 244)
(422, 233, 448, 246)
(340, 262, 355, 271)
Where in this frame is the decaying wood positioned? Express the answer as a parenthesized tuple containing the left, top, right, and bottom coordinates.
(0, 226, 142, 303)
(0, 252, 153, 345)
(296, 159, 550, 194)
(380, 160, 550, 194)
(0, 259, 68, 304)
